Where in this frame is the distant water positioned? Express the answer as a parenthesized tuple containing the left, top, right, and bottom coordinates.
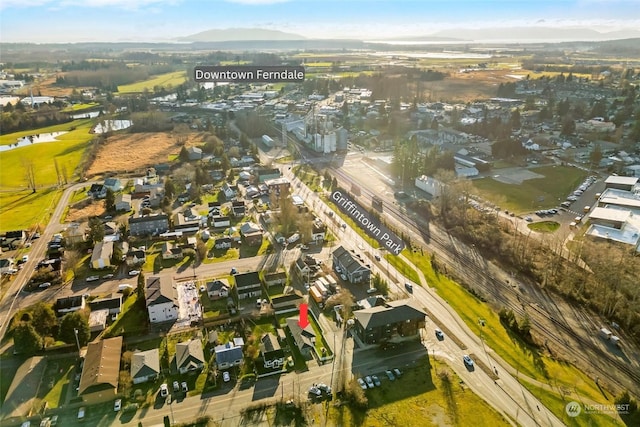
(93, 120, 133, 133)
(0, 131, 68, 152)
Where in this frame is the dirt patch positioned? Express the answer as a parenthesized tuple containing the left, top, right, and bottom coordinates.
(491, 168, 545, 185)
(86, 132, 205, 177)
(420, 69, 521, 102)
(66, 199, 105, 222)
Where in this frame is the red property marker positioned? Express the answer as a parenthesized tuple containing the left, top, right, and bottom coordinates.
(298, 303, 309, 328)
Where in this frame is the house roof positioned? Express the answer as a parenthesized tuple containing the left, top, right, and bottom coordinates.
(176, 339, 205, 370)
(78, 336, 123, 395)
(206, 279, 229, 293)
(104, 177, 120, 187)
(116, 193, 131, 203)
(260, 333, 281, 353)
(354, 299, 426, 330)
(264, 272, 287, 282)
(145, 276, 176, 307)
(89, 295, 122, 311)
(285, 317, 316, 351)
(131, 348, 160, 380)
(234, 271, 261, 290)
(240, 222, 262, 235)
(91, 241, 114, 264)
(129, 214, 169, 224)
(214, 342, 244, 365)
(271, 293, 303, 305)
(55, 295, 84, 312)
(333, 246, 369, 275)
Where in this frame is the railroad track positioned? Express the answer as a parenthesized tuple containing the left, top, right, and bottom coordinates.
(329, 165, 640, 393)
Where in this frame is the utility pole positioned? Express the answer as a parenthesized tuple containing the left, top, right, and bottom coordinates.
(73, 328, 81, 353)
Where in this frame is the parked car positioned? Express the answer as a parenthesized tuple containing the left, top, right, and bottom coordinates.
(371, 375, 381, 387)
(366, 287, 377, 294)
(393, 368, 402, 377)
(102, 273, 114, 279)
(181, 381, 188, 393)
(77, 406, 85, 421)
(385, 370, 395, 381)
(86, 275, 99, 282)
(114, 399, 122, 412)
(364, 376, 375, 388)
(118, 284, 133, 292)
(128, 270, 141, 276)
(223, 371, 231, 382)
(173, 381, 180, 392)
(308, 386, 322, 396)
(435, 328, 445, 340)
(39, 282, 51, 289)
(317, 383, 331, 394)
(357, 378, 367, 390)
(230, 267, 238, 275)
(160, 383, 168, 397)
(49, 416, 58, 426)
(405, 282, 413, 293)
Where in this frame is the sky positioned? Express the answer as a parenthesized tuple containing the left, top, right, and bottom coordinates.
(1, 0, 639, 43)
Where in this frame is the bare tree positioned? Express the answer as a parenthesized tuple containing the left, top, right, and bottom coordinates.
(23, 158, 36, 193)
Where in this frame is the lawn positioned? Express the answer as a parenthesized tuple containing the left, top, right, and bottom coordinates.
(200, 292, 229, 318)
(520, 380, 623, 427)
(527, 221, 561, 233)
(307, 312, 333, 358)
(0, 119, 95, 230)
(325, 356, 510, 427)
(472, 165, 588, 214)
(384, 253, 420, 284)
(117, 71, 187, 93)
(60, 102, 100, 112)
(104, 293, 148, 337)
(0, 118, 93, 146)
(40, 357, 76, 409)
(401, 248, 619, 413)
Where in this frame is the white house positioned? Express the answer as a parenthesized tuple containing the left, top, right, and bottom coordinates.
(145, 276, 178, 324)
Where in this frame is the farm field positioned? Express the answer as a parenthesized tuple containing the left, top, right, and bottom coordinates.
(472, 165, 588, 214)
(85, 131, 204, 177)
(117, 71, 187, 93)
(0, 119, 95, 231)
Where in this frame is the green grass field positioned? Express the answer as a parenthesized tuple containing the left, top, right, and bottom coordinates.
(60, 102, 100, 112)
(528, 221, 561, 233)
(0, 119, 94, 231)
(325, 356, 511, 427)
(472, 165, 588, 214)
(401, 249, 622, 422)
(117, 71, 187, 93)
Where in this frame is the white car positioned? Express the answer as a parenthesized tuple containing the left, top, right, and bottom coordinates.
(114, 398, 122, 412)
(223, 371, 231, 382)
(160, 383, 168, 397)
(128, 270, 140, 276)
(102, 273, 114, 279)
(357, 378, 367, 390)
(463, 355, 474, 368)
(371, 375, 381, 387)
(435, 328, 445, 340)
(86, 275, 99, 282)
(364, 376, 375, 389)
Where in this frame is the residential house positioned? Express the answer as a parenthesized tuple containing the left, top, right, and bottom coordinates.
(103, 221, 119, 236)
(240, 222, 263, 246)
(295, 255, 320, 279)
(208, 202, 222, 217)
(126, 249, 146, 266)
(54, 295, 86, 315)
(260, 333, 285, 370)
(222, 182, 237, 200)
(145, 276, 178, 324)
(131, 349, 160, 384)
(210, 170, 224, 181)
(129, 214, 169, 236)
(285, 317, 316, 358)
(264, 272, 287, 287)
(115, 194, 132, 211)
(89, 294, 122, 316)
(104, 177, 123, 192)
(234, 271, 262, 300)
(332, 246, 371, 284)
(353, 299, 427, 345)
(174, 212, 201, 234)
(271, 293, 303, 314)
(206, 279, 230, 300)
(214, 342, 244, 370)
(214, 237, 233, 250)
(187, 146, 203, 160)
(87, 184, 107, 199)
(264, 177, 291, 195)
(4, 230, 26, 249)
(211, 216, 231, 229)
(90, 241, 113, 269)
(65, 223, 86, 245)
(161, 242, 183, 260)
(88, 309, 109, 332)
(231, 201, 246, 217)
(311, 218, 327, 242)
(78, 336, 123, 404)
(175, 339, 206, 374)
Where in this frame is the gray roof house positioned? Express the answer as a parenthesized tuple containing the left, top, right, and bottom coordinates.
(131, 349, 160, 384)
(129, 214, 169, 236)
(214, 342, 244, 370)
(145, 276, 178, 324)
(353, 299, 427, 345)
(332, 246, 371, 284)
(285, 317, 316, 358)
(176, 339, 206, 374)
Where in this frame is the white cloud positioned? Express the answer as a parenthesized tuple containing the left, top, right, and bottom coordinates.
(1, 0, 181, 10)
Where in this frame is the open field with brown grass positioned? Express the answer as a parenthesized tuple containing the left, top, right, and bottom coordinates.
(86, 131, 205, 177)
(421, 69, 524, 102)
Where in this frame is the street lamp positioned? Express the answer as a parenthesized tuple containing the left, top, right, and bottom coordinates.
(73, 328, 81, 353)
